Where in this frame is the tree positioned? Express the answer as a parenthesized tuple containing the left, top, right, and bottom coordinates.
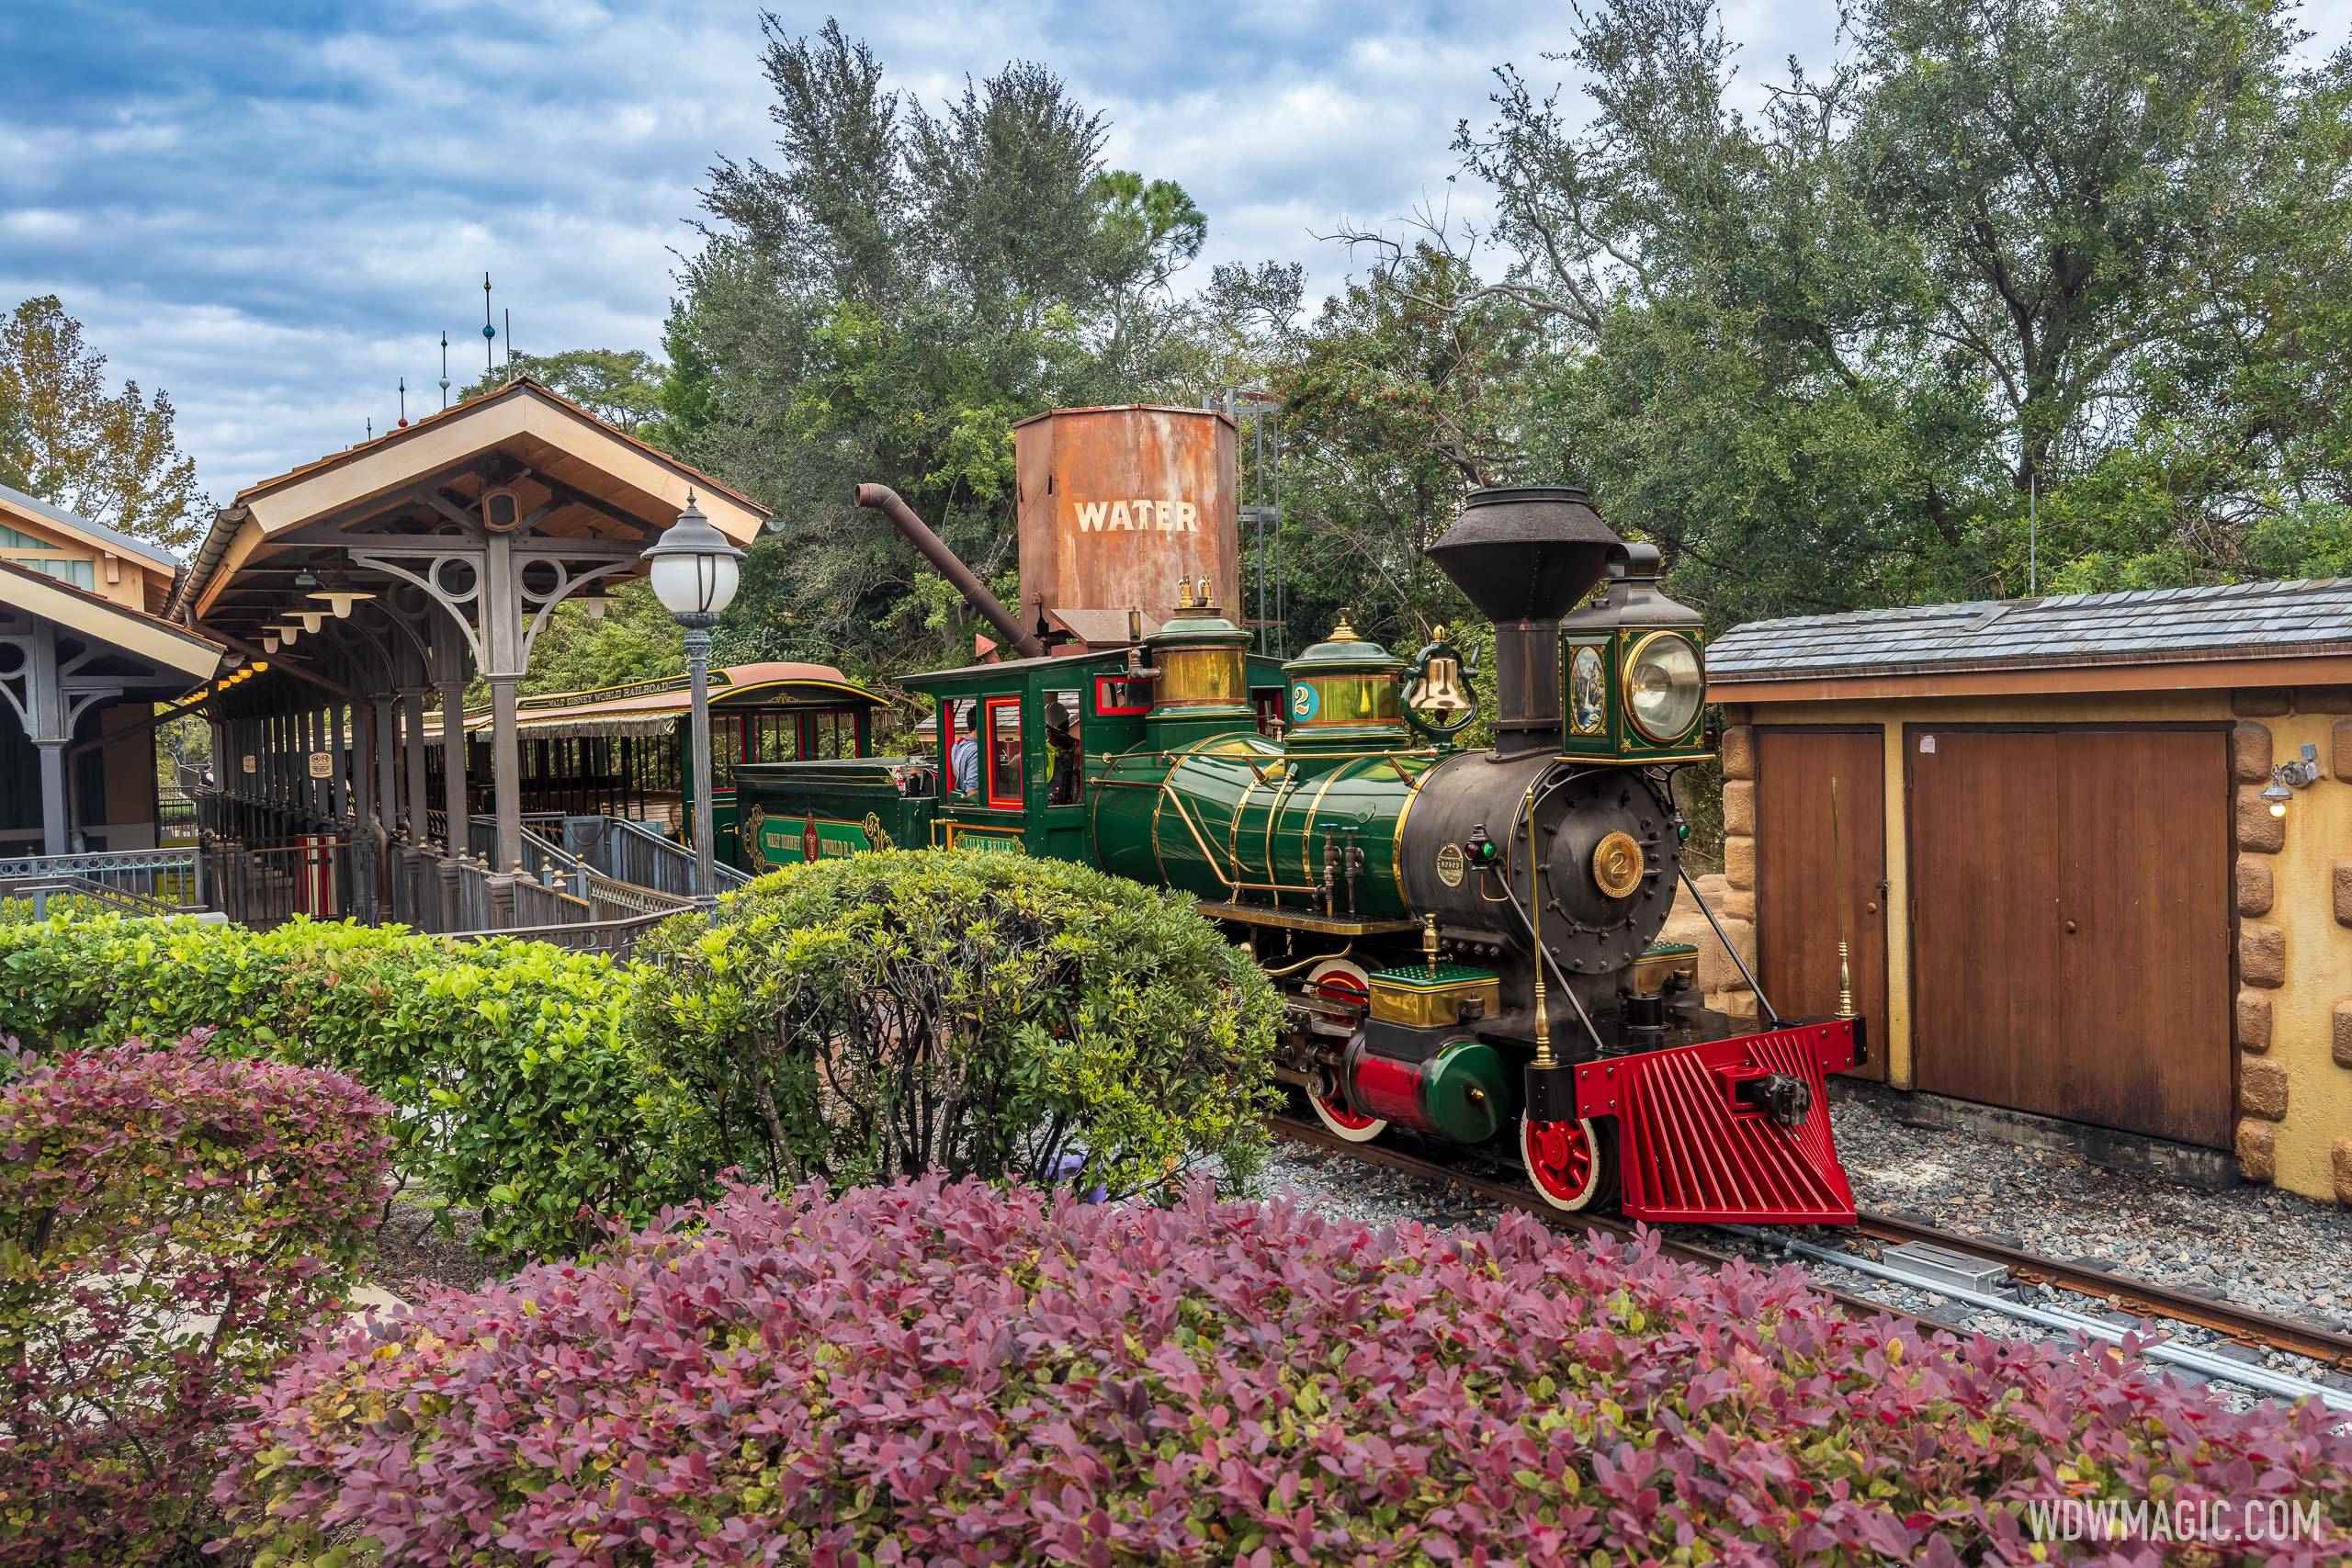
(462, 348, 668, 434)
(1283, 0, 2352, 626)
(667, 17, 1247, 685)
(0, 297, 205, 550)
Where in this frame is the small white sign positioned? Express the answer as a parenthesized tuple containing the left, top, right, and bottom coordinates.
(308, 751, 333, 780)
(241, 754, 256, 775)
(1918, 735, 1937, 754)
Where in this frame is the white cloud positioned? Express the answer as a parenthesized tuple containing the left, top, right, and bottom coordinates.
(4, 0, 2346, 501)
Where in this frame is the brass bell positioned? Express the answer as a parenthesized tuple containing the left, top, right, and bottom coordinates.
(1413, 651, 1474, 719)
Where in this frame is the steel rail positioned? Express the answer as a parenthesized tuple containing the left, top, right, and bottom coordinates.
(1267, 1113, 2352, 1411)
(1725, 1224, 2352, 1414)
(1849, 1210, 2352, 1373)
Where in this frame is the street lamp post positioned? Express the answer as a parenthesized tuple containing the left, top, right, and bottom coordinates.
(641, 491, 743, 906)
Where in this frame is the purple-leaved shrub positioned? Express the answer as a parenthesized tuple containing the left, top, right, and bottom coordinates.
(219, 1177, 2352, 1565)
(0, 1036, 390, 1564)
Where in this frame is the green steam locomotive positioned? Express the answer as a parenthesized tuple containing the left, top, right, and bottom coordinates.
(731, 484, 1863, 1224)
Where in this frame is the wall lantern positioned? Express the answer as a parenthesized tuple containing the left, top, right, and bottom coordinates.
(2266, 743, 2321, 818)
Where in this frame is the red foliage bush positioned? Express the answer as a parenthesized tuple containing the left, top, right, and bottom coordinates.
(0, 1036, 390, 1564)
(220, 1178, 2352, 1565)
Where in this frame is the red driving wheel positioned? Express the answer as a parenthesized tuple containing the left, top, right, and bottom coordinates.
(1305, 962, 1385, 1143)
(1521, 1115, 1610, 1212)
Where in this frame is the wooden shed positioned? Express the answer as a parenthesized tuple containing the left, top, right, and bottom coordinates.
(1704, 580, 2352, 1205)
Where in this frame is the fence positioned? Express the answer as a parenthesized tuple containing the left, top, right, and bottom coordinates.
(0, 848, 205, 916)
(206, 837, 355, 929)
(181, 781, 724, 954)
(557, 815, 751, 900)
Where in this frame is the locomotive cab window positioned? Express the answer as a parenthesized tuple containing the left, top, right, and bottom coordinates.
(983, 696, 1023, 810)
(1252, 687, 1283, 736)
(1094, 674, 1152, 716)
(944, 701, 980, 796)
(1045, 690, 1081, 806)
(712, 714, 745, 787)
(811, 708, 859, 759)
(751, 712, 799, 763)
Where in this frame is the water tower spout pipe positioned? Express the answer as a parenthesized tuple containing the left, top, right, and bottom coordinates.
(855, 484, 1045, 659)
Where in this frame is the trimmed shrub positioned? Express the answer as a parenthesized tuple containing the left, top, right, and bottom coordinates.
(629, 850, 1281, 1200)
(0, 852, 1282, 1256)
(0, 915, 691, 1257)
(0, 1037, 389, 1565)
(218, 1178, 2352, 1566)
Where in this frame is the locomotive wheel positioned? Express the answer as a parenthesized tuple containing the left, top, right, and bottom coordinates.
(1304, 960, 1385, 1143)
(1520, 1115, 1612, 1212)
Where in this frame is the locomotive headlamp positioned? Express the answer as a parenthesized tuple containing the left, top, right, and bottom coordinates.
(1623, 631, 1704, 743)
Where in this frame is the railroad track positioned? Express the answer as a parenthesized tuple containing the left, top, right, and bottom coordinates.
(1268, 1113, 2352, 1410)
(1267, 1113, 1939, 1327)
(1846, 1210, 2352, 1374)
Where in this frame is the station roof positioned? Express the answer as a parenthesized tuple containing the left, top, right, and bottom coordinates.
(0, 556, 223, 680)
(169, 378, 767, 632)
(1709, 577, 2352, 702)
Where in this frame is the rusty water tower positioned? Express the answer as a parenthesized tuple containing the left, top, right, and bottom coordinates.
(1013, 405, 1239, 650)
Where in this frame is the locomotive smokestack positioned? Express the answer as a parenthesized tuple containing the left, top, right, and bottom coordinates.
(1425, 486, 1621, 750)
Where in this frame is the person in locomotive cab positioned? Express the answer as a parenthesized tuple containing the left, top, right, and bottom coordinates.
(949, 702, 980, 796)
(1046, 701, 1080, 805)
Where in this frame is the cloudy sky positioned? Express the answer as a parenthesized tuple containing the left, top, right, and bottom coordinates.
(3, 1, 2344, 518)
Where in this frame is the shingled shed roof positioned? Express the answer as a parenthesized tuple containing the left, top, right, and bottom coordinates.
(1709, 577, 2352, 699)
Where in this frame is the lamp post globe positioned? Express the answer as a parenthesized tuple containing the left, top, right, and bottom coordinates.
(643, 493, 742, 624)
(642, 492, 746, 908)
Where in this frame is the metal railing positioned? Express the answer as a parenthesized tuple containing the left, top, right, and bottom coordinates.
(445, 907, 682, 955)
(558, 814, 750, 900)
(0, 848, 205, 911)
(179, 773, 725, 947)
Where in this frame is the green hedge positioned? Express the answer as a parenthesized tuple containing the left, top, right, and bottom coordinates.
(0, 852, 1278, 1256)
(0, 916, 691, 1257)
(631, 851, 1281, 1201)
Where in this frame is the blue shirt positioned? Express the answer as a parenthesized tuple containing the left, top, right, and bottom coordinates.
(950, 733, 979, 795)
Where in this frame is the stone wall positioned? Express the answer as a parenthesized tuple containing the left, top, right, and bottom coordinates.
(2228, 687, 2352, 1203)
(1666, 722, 1759, 1022)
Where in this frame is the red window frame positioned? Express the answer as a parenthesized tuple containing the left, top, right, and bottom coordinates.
(940, 704, 959, 791)
(1094, 674, 1153, 716)
(983, 695, 1023, 810)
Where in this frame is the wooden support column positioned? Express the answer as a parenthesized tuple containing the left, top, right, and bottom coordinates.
(372, 691, 399, 840)
(484, 527, 526, 876)
(303, 705, 326, 818)
(401, 684, 429, 842)
(330, 703, 351, 821)
(21, 620, 68, 854)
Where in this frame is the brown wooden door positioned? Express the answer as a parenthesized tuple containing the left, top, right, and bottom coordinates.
(1757, 728, 1889, 1080)
(1905, 726, 2232, 1148)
